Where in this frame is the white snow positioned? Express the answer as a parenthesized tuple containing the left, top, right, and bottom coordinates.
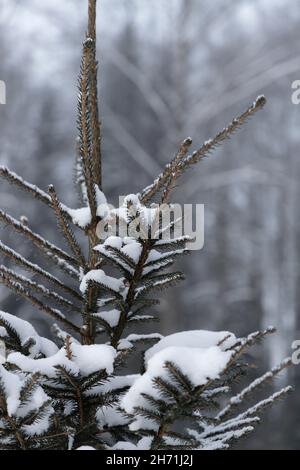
(79, 269, 124, 294)
(77, 446, 96, 450)
(135, 274, 182, 299)
(118, 333, 163, 351)
(141, 207, 159, 227)
(97, 297, 116, 308)
(122, 345, 233, 431)
(142, 248, 187, 275)
(96, 194, 162, 243)
(97, 405, 128, 429)
(0, 311, 58, 358)
(85, 374, 139, 397)
(73, 344, 116, 376)
(67, 207, 92, 229)
(97, 237, 142, 264)
(39, 337, 60, 357)
(0, 327, 7, 338)
(103, 374, 140, 392)
(145, 330, 237, 366)
(86, 374, 140, 396)
(123, 237, 137, 245)
(21, 388, 54, 437)
(110, 437, 153, 450)
(0, 339, 6, 364)
(111, 441, 139, 450)
(8, 343, 116, 378)
(122, 194, 159, 228)
(155, 236, 190, 246)
(121, 241, 142, 263)
(0, 365, 54, 435)
(95, 309, 121, 328)
(95, 186, 109, 219)
(136, 437, 153, 450)
(0, 365, 22, 416)
(123, 194, 141, 208)
(103, 236, 123, 250)
(117, 339, 134, 350)
(146, 249, 165, 264)
(125, 333, 163, 342)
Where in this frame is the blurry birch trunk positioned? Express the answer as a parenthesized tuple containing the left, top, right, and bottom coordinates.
(260, 186, 283, 366)
(279, 152, 297, 377)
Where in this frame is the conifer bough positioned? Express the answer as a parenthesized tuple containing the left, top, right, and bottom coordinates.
(0, 0, 291, 450)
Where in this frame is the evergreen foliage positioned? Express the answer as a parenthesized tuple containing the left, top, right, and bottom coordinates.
(0, 0, 292, 450)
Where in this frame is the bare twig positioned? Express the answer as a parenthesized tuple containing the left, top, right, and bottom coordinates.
(142, 138, 193, 204)
(141, 96, 267, 204)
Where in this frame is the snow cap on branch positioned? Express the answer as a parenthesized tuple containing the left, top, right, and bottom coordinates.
(145, 330, 237, 366)
(122, 343, 233, 431)
(7, 342, 116, 378)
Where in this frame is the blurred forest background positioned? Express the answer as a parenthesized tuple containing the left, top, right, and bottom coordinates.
(0, 0, 300, 449)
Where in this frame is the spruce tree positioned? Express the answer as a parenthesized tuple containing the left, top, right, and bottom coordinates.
(0, 0, 292, 450)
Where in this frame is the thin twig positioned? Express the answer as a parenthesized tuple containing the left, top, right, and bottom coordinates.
(0, 210, 79, 267)
(0, 241, 82, 301)
(0, 265, 81, 313)
(48, 185, 86, 266)
(141, 96, 267, 203)
(88, 0, 102, 188)
(217, 357, 292, 421)
(0, 166, 72, 222)
(0, 272, 80, 334)
(77, 39, 98, 222)
(142, 137, 193, 204)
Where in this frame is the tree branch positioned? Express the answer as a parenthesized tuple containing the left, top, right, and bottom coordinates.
(0, 241, 82, 301)
(0, 265, 81, 314)
(48, 185, 86, 266)
(0, 271, 80, 334)
(141, 96, 266, 203)
(88, 0, 102, 188)
(0, 210, 79, 267)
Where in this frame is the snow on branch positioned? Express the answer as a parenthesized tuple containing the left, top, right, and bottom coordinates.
(48, 185, 86, 266)
(7, 342, 116, 379)
(0, 366, 55, 448)
(0, 166, 72, 222)
(0, 265, 81, 314)
(232, 387, 293, 422)
(0, 311, 58, 358)
(0, 0, 292, 452)
(0, 272, 80, 334)
(0, 166, 53, 207)
(0, 210, 79, 267)
(0, 241, 82, 301)
(217, 357, 292, 421)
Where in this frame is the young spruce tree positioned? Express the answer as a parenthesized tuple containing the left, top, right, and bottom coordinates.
(0, 0, 292, 450)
